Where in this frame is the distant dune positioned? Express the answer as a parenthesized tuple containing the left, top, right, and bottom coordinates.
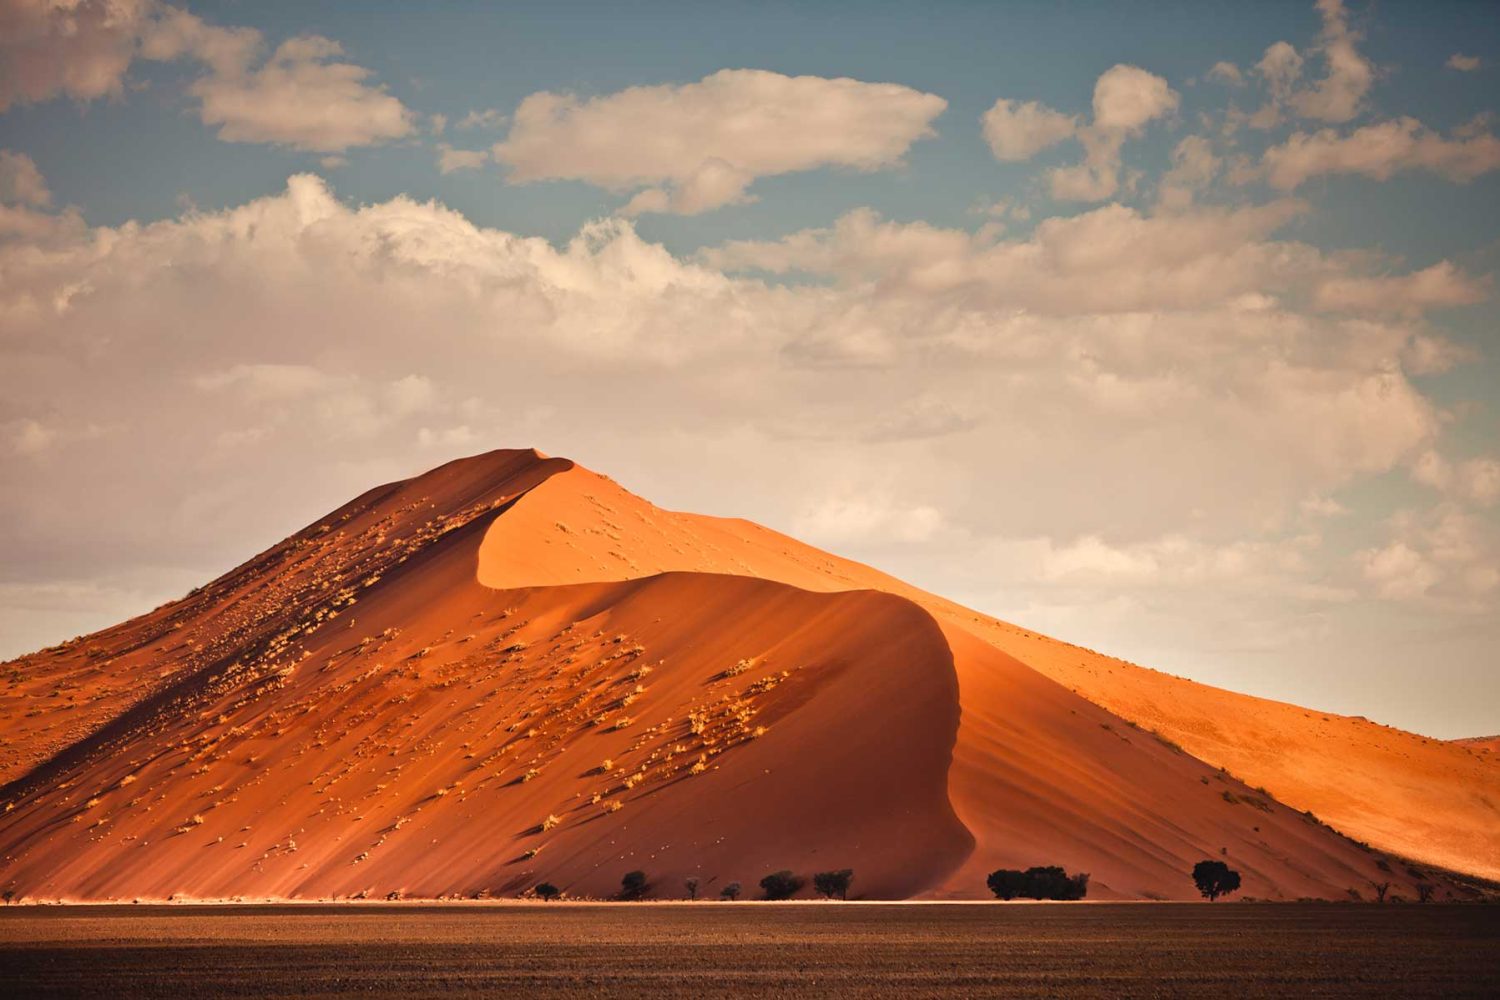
(1, 449, 1494, 902)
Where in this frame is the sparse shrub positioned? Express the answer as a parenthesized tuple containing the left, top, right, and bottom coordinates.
(684, 876, 700, 901)
(759, 870, 805, 900)
(1192, 860, 1242, 901)
(620, 870, 648, 900)
(986, 866, 1088, 901)
(720, 882, 742, 901)
(536, 882, 560, 901)
(813, 869, 854, 900)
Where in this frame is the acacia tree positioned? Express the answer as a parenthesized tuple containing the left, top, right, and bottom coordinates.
(813, 869, 854, 900)
(620, 870, 648, 900)
(760, 870, 805, 900)
(1370, 881, 1391, 903)
(535, 882, 560, 901)
(720, 882, 742, 901)
(684, 876, 700, 901)
(1191, 860, 1242, 901)
(1416, 882, 1436, 904)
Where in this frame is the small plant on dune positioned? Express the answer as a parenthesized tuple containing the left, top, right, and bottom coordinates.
(541, 814, 561, 831)
(720, 882, 742, 901)
(759, 870, 805, 900)
(620, 870, 648, 900)
(1192, 860, 1242, 901)
(684, 876, 700, 901)
(535, 882, 560, 901)
(813, 869, 854, 900)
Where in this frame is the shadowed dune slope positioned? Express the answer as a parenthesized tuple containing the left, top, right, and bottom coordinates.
(0, 449, 1492, 901)
(478, 459, 1500, 883)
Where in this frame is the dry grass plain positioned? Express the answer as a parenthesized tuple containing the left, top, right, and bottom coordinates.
(1, 902, 1497, 998)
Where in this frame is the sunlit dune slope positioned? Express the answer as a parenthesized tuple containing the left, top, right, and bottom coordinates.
(0, 449, 1491, 901)
(479, 458, 1500, 883)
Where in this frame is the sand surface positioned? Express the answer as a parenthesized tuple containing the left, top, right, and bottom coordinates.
(3, 903, 1498, 999)
(1, 449, 1494, 902)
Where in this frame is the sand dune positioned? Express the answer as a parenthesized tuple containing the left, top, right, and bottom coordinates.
(1, 449, 1493, 901)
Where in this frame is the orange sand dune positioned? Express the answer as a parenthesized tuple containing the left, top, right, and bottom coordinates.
(479, 460, 1500, 883)
(0, 449, 1492, 901)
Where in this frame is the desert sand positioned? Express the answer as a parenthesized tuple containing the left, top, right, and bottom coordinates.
(1, 449, 1494, 901)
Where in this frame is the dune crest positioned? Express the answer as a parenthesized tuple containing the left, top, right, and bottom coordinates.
(1, 449, 1493, 901)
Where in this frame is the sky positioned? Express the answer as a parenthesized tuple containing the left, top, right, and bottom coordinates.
(1, 0, 1498, 738)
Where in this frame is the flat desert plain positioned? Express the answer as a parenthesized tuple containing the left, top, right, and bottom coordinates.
(1, 903, 1497, 998)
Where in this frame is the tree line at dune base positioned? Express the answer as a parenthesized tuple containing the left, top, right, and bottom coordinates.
(515, 861, 1250, 903)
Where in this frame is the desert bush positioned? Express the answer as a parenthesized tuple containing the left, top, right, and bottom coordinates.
(535, 882, 560, 901)
(759, 870, 805, 900)
(720, 882, 742, 901)
(1192, 859, 1242, 901)
(620, 870, 648, 900)
(813, 869, 854, 900)
(986, 866, 1089, 900)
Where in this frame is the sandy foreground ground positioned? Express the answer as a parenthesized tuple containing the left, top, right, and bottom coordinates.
(1, 902, 1498, 999)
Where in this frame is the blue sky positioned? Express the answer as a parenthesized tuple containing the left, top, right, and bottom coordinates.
(2, 0, 1498, 737)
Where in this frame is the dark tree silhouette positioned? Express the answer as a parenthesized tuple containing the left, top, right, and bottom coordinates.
(1192, 860, 1242, 901)
(987, 869, 1028, 900)
(986, 866, 1089, 900)
(1416, 882, 1436, 903)
(1370, 881, 1391, 903)
(535, 882, 560, 901)
(813, 869, 854, 900)
(720, 881, 742, 901)
(684, 876, 700, 901)
(759, 870, 805, 900)
(620, 870, 648, 900)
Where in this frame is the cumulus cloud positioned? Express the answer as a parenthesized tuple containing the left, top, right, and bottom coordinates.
(0, 149, 49, 206)
(491, 69, 947, 215)
(1261, 117, 1500, 189)
(190, 35, 414, 152)
(1314, 261, 1489, 315)
(1249, 0, 1373, 127)
(981, 99, 1077, 161)
(982, 64, 1178, 202)
(1359, 505, 1499, 606)
(436, 144, 488, 174)
(0, 1, 413, 152)
(1207, 61, 1244, 86)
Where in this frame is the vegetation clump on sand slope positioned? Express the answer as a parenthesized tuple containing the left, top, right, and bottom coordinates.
(987, 866, 1090, 900)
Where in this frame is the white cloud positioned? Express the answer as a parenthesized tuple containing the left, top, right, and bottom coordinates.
(1250, 0, 1373, 127)
(491, 69, 947, 215)
(1157, 135, 1220, 210)
(981, 99, 1076, 161)
(1446, 54, 1481, 73)
(1358, 505, 1500, 606)
(980, 65, 1177, 202)
(191, 35, 415, 152)
(1314, 261, 1489, 315)
(0, 2, 412, 153)
(1261, 117, 1500, 189)
(1411, 452, 1500, 508)
(436, 144, 488, 174)
(0, 149, 50, 206)
(1207, 61, 1244, 86)
(456, 108, 507, 130)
